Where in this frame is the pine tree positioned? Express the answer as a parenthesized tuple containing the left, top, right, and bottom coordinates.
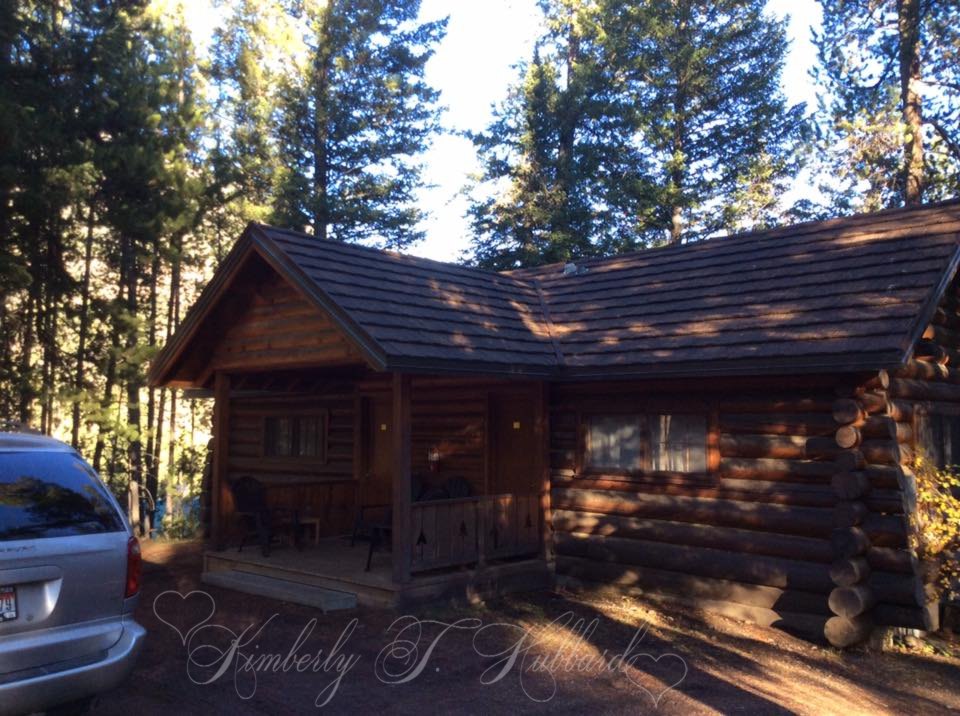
(611, 0, 806, 243)
(211, 0, 297, 224)
(468, 0, 805, 268)
(468, 1, 653, 269)
(813, 0, 960, 209)
(274, 0, 446, 247)
(88, 2, 206, 532)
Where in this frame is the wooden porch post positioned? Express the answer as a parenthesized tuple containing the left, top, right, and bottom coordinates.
(391, 372, 412, 584)
(211, 371, 230, 547)
(537, 381, 553, 561)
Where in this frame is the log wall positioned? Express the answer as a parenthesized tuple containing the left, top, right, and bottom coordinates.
(550, 380, 844, 640)
(208, 269, 361, 374)
(548, 275, 960, 646)
(860, 276, 960, 637)
(221, 383, 359, 539)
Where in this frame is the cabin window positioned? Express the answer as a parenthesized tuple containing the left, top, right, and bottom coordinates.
(263, 413, 326, 460)
(650, 414, 708, 472)
(586, 415, 643, 470)
(917, 411, 960, 469)
(584, 412, 708, 474)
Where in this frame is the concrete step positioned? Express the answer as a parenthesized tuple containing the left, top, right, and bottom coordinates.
(202, 569, 357, 612)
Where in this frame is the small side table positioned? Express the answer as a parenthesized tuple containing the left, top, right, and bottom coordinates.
(300, 516, 322, 545)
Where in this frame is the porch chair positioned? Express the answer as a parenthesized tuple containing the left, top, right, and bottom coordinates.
(351, 474, 428, 571)
(352, 474, 474, 571)
(230, 476, 302, 557)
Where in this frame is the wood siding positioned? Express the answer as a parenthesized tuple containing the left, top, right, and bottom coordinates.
(218, 383, 359, 541)
(548, 378, 926, 641)
(208, 268, 360, 375)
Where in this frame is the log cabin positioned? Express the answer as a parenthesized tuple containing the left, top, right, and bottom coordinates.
(150, 198, 960, 646)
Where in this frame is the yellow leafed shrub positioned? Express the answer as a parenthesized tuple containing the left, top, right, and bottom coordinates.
(910, 454, 960, 597)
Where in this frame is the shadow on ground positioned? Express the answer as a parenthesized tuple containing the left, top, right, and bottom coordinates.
(94, 540, 960, 715)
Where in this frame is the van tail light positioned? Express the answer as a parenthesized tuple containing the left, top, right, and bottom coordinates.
(125, 536, 142, 598)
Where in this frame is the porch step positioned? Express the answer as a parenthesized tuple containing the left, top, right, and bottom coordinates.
(202, 569, 358, 612)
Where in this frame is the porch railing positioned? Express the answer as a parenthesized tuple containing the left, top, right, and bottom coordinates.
(409, 493, 541, 572)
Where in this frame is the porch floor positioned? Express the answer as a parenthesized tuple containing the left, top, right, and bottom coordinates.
(203, 536, 553, 608)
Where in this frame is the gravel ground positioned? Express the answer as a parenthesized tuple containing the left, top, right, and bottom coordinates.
(91, 540, 960, 715)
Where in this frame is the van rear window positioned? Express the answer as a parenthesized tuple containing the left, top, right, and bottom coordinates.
(0, 452, 125, 541)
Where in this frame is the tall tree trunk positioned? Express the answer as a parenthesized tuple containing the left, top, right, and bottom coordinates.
(122, 235, 145, 536)
(72, 203, 96, 447)
(312, 5, 333, 240)
(667, 9, 690, 244)
(41, 290, 58, 435)
(144, 236, 161, 535)
(38, 284, 51, 434)
(165, 236, 182, 518)
(898, 0, 923, 205)
(556, 18, 580, 249)
(669, 108, 687, 244)
(18, 286, 36, 425)
(93, 274, 124, 474)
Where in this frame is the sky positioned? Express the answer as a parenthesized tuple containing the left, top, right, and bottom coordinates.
(183, 0, 825, 262)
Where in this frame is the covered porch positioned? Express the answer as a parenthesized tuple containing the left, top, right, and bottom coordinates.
(204, 533, 553, 609)
(147, 226, 560, 608)
(204, 369, 553, 608)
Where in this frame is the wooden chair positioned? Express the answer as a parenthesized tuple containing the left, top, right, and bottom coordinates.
(230, 476, 302, 557)
(352, 474, 430, 571)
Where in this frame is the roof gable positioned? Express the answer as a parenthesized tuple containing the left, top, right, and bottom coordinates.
(152, 200, 960, 386)
(149, 233, 382, 387)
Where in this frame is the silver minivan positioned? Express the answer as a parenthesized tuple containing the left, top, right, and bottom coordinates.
(0, 433, 145, 715)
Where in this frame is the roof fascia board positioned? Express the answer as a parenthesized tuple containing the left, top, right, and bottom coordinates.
(898, 238, 960, 364)
(148, 229, 256, 386)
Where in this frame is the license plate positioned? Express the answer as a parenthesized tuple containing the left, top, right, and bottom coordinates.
(0, 586, 16, 622)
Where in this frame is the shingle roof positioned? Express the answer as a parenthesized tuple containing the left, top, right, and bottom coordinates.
(151, 199, 960, 385)
(520, 199, 960, 377)
(255, 226, 559, 372)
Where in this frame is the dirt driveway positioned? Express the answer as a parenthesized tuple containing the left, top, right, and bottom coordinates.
(93, 540, 960, 715)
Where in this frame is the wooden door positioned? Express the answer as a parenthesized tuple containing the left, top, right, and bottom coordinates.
(361, 397, 393, 507)
(489, 392, 539, 495)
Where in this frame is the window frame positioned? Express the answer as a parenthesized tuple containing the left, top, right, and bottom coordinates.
(259, 408, 329, 467)
(577, 405, 715, 480)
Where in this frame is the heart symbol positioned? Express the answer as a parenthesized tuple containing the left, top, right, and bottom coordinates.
(622, 652, 688, 707)
(153, 590, 217, 645)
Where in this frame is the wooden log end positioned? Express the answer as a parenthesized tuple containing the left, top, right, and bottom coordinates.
(829, 584, 877, 618)
(833, 500, 868, 528)
(829, 557, 871, 587)
(835, 425, 861, 449)
(836, 449, 865, 472)
(832, 399, 863, 426)
(831, 526, 871, 559)
(825, 614, 873, 648)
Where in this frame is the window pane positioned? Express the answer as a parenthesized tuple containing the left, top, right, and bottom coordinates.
(298, 417, 320, 457)
(0, 453, 125, 541)
(265, 417, 293, 457)
(650, 414, 707, 472)
(587, 415, 641, 470)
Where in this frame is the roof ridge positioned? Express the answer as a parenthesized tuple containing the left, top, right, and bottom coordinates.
(507, 196, 960, 279)
(252, 223, 538, 290)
